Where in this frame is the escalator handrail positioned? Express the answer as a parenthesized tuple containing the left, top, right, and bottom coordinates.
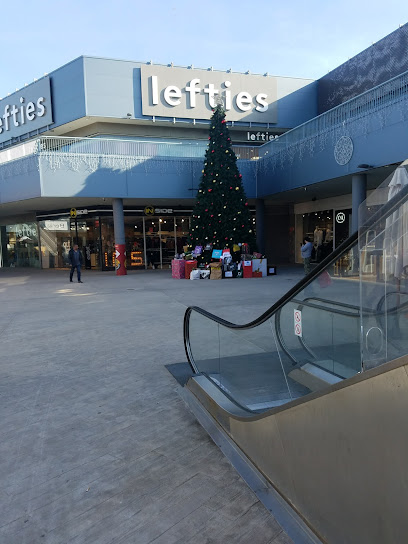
(184, 174, 408, 371)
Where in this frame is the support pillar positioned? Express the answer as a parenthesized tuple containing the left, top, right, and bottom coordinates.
(255, 199, 265, 254)
(112, 198, 127, 276)
(351, 174, 367, 234)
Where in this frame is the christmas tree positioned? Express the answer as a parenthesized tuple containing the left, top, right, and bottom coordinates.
(189, 104, 255, 258)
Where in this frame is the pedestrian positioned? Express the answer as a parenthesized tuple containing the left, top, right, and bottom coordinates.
(301, 237, 313, 275)
(69, 244, 83, 283)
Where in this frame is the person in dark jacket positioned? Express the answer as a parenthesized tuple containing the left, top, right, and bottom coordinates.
(69, 244, 83, 283)
(301, 237, 313, 275)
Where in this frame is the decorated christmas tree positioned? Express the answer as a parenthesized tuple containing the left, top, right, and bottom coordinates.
(189, 104, 255, 258)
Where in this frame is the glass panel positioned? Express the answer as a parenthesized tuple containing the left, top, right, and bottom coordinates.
(218, 317, 295, 411)
(145, 217, 160, 269)
(276, 253, 361, 380)
(3, 223, 40, 267)
(187, 243, 362, 413)
(359, 162, 408, 369)
(125, 217, 145, 269)
(159, 217, 175, 269)
(175, 216, 190, 255)
(188, 311, 220, 377)
(101, 217, 115, 270)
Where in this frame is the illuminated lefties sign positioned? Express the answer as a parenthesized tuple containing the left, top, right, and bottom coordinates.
(141, 65, 278, 123)
(0, 77, 53, 144)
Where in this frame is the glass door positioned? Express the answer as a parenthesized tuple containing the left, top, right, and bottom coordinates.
(145, 217, 161, 269)
(159, 217, 175, 269)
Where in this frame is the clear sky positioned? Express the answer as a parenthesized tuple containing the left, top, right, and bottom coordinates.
(0, 0, 407, 98)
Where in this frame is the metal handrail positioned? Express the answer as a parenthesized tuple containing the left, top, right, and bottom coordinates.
(259, 68, 408, 158)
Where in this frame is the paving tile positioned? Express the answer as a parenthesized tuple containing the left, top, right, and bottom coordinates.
(0, 268, 303, 544)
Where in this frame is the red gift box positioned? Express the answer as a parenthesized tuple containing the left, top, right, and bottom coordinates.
(243, 261, 252, 278)
(185, 260, 198, 279)
(172, 259, 185, 279)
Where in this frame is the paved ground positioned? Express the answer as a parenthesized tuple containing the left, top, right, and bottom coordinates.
(0, 266, 304, 544)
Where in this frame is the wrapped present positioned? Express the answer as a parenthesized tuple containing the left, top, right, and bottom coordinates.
(243, 260, 252, 278)
(190, 269, 201, 280)
(241, 254, 252, 261)
(210, 267, 222, 280)
(252, 258, 267, 277)
(172, 259, 185, 279)
(185, 260, 198, 279)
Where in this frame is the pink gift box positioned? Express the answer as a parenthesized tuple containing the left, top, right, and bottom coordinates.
(172, 259, 185, 279)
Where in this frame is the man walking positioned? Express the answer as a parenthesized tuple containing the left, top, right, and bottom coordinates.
(69, 244, 83, 283)
(301, 237, 313, 275)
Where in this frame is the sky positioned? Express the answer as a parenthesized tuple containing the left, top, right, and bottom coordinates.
(0, 0, 407, 98)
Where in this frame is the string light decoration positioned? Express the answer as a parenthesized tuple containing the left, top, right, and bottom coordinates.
(189, 104, 255, 257)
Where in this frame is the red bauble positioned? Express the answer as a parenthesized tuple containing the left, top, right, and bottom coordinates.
(225, 237, 228, 240)
(205, 209, 208, 211)
(245, 203, 248, 206)
(208, 189, 212, 192)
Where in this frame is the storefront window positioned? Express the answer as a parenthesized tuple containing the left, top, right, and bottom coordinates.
(145, 218, 161, 269)
(36, 211, 192, 271)
(302, 211, 334, 263)
(1, 223, 40, 268)
(101, 217, 115, 270)
(175, 216, 191, 254)
(125, 217, 145, 269)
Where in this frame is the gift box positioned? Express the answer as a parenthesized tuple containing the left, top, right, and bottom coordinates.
(224, 271, 233, 278)
(171, 259, 185, 279)
(243, 260, 252, 278)
(210, 266, 222, 280)
(252, 258, 267, 277)
(190, 269, 201, 280)
(185, 260, 198, 279)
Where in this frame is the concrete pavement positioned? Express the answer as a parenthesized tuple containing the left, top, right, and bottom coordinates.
(0, 267, 304, 544)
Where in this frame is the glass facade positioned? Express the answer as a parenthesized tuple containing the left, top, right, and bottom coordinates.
(0, 223, 40, 267)
(295, 208, 352, 264)
(34, 212, 192, 271)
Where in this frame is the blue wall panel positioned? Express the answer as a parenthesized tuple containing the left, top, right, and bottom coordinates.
(0, 159, 41, 203)
(49, 57, 86, 127)
(257, 111, 408, 196)
(39, 157, 257, 200)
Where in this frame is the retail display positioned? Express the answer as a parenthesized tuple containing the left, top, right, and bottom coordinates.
(172, 248, 269, 281)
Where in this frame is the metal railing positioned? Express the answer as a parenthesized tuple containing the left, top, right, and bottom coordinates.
(259, 68, 408, 158)
(0, 136, 260, 167)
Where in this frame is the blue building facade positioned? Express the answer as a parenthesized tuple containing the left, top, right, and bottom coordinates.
(1, 24, 408, 270)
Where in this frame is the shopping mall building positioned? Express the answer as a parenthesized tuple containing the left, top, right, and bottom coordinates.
(1, 24, 408, 271)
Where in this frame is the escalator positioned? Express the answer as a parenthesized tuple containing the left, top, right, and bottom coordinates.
(182, 162, 408, 544)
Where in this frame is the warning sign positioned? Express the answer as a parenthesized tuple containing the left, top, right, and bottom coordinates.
(294, 309, 302, 337)
(70, 208, 77, 218)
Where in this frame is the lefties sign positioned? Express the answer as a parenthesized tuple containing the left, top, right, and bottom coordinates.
(0, 77, 53, 144)
(140, 65, 277, 123)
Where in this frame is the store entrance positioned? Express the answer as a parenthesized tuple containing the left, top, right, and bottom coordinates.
(38, 214, 191, 271)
